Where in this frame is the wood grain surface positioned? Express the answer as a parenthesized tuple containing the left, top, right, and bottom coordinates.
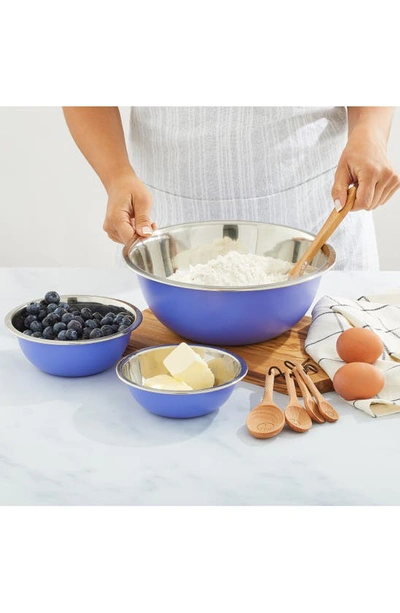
(126, 309, 333, 395)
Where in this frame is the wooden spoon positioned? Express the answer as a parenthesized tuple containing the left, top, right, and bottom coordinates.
(293, 368, 325, 423)
(246, 370, 285, 439)
(283, 370, 312, 433)
(294, 365, 339, 423)
(289, 185, 357, 279)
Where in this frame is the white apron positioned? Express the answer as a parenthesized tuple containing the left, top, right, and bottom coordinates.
(126, 107, 379, 271)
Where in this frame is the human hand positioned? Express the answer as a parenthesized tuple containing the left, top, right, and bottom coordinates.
(331, 126, 400, 212)
(103, 173, 156, 245)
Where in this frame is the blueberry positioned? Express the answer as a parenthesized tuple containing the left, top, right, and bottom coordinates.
(42, 313, 60, 327)
(90, 328, 103, 339)
(62, 313, 74, 324)
(44, 291, 60, 305)
(101, 325, 114, 336)
(118, 323, 129, 332)
(120, 316, 133, 326)
(111, 324, 119, 333)
(23, 329, 33, 336)
(30, 320, 43, 333)
(70, 310, 80, 317)
(57, 330, 68, 341)
(66, 329, 78, 341)
(67, 320, 82, 333)
(53, 322, 67, 334)
(32, 331, 43, 338)
(46, 303, 58, 314)
(82, 327, 91, 339)
(26, 302, 41, 316)
(80, 307, 92, 320)
(72, 315, 85, 326)
(24, 314, 37, 327)
(52, 307, 65, 318)
(104, 311, 116, 320)
(100, 316, 114, 326)
(37, 309, 47, 321)
(92, 312, 102, 322)
(42, 326, 55, 339)
(85, 319, 99, 330)
(114, 313, 125, 325)
(59, 302, 70, 311)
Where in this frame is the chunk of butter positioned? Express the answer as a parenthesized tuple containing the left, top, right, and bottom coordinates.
(143, 374, 193, 391)
(163, 342, 215, 390)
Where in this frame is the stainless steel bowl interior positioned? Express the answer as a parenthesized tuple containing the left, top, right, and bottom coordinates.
(123, 221, 336, 290)
(5, 294, 142, 345)
(117, 345, 247, 394)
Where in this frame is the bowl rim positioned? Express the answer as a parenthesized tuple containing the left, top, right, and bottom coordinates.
(115, 344, 248, 395)
(4, 294, 143, 346)
(122, 220, 336, 292)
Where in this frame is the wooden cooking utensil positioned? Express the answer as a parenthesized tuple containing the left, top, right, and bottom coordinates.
(246, 370, 285, 439)
(293, 368, 325, 423)
(294, 365, 339, 423)
(289, 185, 357, 279)
(283, 370, 312, 433)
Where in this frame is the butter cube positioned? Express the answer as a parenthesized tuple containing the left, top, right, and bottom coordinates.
(143, 374, 193, 391)
(163, 343, 215, 390)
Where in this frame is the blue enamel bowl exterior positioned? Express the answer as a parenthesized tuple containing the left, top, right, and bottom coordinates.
(123, 221, 336, 346)
(116, 345, 248, 419)
(137, 274, 320, 345)
(5, 295, 143, 377)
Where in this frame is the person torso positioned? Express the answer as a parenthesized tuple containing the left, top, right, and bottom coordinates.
(128, 106, 347, 200)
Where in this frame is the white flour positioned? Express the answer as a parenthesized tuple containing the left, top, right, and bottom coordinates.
(168, 250, 291, 287)
(172, 237, 247, 269)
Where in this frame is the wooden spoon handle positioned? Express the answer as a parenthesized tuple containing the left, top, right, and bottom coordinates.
(294, 365, 324, 403)
(293, 368, 325, 422)
(293, 368, 313, 402)
(262, 370, 275, 405)
(289, 185, 357, 279)
(283, 370, 298, 403)
(295, 365, 339, 422)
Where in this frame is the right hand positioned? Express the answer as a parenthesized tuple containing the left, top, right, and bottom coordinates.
(103, 172, 156, 245)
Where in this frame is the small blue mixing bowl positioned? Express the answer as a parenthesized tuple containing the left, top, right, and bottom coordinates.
(5, 294, 143, 377)
(123, 221, 336, 346)
(116, 344, 248, 418)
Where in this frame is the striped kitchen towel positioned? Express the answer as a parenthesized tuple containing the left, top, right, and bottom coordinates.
(305, 293, 400, 417)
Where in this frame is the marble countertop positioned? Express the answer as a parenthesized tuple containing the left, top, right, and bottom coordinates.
(2, 267, 400, 506)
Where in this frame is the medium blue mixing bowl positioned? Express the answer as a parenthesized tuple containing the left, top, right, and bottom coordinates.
(123, 221, 336, 345)
(5, 295, 143, 377)
(116, 344, 248, 418)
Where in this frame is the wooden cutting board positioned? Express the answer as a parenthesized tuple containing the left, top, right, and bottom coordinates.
(126, 309, 333, 395)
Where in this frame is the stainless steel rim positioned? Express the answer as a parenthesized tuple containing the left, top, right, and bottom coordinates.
(122, 220, 336, 292)
(115, 344, 248, 395)
(4, 294, 143, 346)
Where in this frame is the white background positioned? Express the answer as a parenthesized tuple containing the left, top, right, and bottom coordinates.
(0, 106, 399, 269)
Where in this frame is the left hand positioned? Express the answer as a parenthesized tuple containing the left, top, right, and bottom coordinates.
(331, 127, 400, 212)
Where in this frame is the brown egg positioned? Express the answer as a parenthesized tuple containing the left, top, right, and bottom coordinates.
(333, 362, 385, 401)
(336, 328, 384, 363)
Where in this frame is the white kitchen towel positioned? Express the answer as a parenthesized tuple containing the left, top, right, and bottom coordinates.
(305, 293, 400, 417)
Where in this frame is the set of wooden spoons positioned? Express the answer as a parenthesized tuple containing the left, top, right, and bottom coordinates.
(246, 364, 339, 439)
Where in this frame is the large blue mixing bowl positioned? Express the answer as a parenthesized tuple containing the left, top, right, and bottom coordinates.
(123, 221, 335, 346)
(116, 344, 248, 418)
(5, 295, 143, 377)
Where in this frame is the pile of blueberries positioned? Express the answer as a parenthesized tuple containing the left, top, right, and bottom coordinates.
(19, 291, 135, 341)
